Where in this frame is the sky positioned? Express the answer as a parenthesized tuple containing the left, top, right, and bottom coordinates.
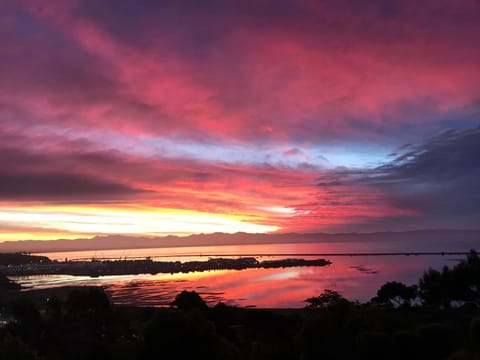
(1, 0, 480, 242)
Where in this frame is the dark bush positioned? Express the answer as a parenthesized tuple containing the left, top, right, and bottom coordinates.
(171, 290, 209, 312)
(416, 323, 459, 359)
(355, 331, 391, 360)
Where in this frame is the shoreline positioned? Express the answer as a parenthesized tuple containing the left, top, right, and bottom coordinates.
(1, 256, 331, 277)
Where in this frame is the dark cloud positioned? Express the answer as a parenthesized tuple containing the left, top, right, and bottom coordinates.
(0, 136, 145, 201)
(74, 0, 238, 55)
(320, 127, 480, 227)
(0, 7, 114, 100)
(74, 0, 480, 56)
(0, 171, 141, 200)
(370, 127, 480, 185)
(0, 4, 173, 132)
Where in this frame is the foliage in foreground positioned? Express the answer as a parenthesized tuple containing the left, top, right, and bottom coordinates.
(1, 286, 480, 360)
(419, 250, 480, 308)
(0, 272, 20, 291)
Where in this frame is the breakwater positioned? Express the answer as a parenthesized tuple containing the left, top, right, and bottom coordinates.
(1, 257, 331, 277)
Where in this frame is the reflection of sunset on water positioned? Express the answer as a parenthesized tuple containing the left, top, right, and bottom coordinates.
(14, 255, 455, 308)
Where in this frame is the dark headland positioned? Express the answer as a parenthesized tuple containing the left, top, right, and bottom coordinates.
(0, 253, 330, 277)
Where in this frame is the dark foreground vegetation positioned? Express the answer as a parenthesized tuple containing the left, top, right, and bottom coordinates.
(1, 250, 480, 360)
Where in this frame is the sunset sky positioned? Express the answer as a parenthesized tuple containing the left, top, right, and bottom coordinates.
(1, 0, 479, 242)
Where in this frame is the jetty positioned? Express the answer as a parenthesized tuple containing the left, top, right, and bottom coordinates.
(0, 257, 331, 277)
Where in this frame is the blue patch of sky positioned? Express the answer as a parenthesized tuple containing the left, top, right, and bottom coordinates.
(29, 124, 391, 170)
(139, 137, 390, 169)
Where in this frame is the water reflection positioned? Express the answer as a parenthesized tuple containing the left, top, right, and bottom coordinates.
(12, 254, 459, 308)
(36, 241, 473, 262)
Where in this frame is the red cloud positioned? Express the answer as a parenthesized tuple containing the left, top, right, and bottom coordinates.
(0, 0, 479, 235)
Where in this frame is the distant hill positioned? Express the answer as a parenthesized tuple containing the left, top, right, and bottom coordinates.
(0, 229, 478, 254)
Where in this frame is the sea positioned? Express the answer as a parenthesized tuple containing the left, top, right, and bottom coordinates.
(10, 241, 474, 308)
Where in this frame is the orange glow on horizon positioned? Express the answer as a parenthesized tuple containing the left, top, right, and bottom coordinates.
(0, 205, 279, 242)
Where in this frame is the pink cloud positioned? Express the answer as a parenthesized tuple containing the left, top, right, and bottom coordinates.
(0, 0, 479, 235)
(2, 0, 477, 144)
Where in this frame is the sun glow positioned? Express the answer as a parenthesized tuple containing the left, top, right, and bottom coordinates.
(0, 206, 279, 242)
(257, 206, 297, 215)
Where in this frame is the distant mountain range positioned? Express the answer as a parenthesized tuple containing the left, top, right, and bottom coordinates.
(0, 229, 479, 253)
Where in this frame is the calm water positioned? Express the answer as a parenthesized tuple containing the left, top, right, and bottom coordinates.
(12, 242, 468, 308)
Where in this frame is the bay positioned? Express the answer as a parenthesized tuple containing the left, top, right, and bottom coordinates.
(11, 242, 469, 308)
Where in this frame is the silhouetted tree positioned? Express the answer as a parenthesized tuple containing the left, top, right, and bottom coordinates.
(305, 289, 350, 310)
(372, 281, 417, 307)
(419, 250, 480, 307)
(418, 267, 450, 307)
(171, 290, 209, 311)
(451, 250, 480, 302)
